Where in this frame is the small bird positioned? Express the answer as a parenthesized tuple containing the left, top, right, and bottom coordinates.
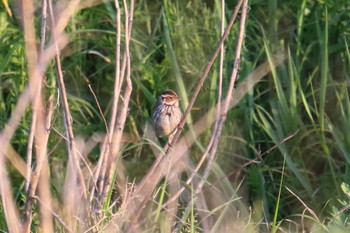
(153, 89, 183, 142)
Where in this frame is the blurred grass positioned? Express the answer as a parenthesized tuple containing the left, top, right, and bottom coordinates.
(1, 0, 350, 232)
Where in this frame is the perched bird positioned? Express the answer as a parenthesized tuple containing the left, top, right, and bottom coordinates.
(153, 89, 183, 141)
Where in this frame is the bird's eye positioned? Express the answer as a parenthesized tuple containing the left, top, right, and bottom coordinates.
(169, 97, 173, 100)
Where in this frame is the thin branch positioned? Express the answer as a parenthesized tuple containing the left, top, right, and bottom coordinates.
(100, 0, 134, 202)
(37, 96, 55, 233)
(23, 0, 80, 230)
(165, 0, 245, 152)
(137, 0, 244, 196)
(47, 0, 86, 199)
(241, 129, 300, 167)
(285, 186, 320, 222)
(0, 0, 71, 230)
(94, 0, 122, 200)
(210, 129, 299, 188)
(82, 74, 109, 135)
(33, 195, 73, 233)
(26, 0, 48, 192)
(181, 0, 249, 227)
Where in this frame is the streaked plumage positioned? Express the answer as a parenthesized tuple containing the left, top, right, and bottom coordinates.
(153, 90, 182, 139)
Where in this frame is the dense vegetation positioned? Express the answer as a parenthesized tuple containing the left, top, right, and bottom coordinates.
(1, 0, 350, 232)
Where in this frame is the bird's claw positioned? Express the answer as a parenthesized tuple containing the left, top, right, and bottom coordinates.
(166, 142, 173, 152)
(177, 123, 183, 131)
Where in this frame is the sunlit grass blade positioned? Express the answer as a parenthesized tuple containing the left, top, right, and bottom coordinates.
(271, 157, 285, 233)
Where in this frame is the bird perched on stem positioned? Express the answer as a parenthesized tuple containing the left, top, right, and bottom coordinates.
(153, 89, 183, 145)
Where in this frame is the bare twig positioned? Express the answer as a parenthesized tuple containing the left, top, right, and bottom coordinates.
(285, 186, 320, 222)
(165, 0, 245, 152)
(37, 96, 54, 233)
(16, 0, 39, 231)
(34, 195, 73, 233)
(100, 0, 134, 202)
(241, 130, 300, 167)
(209, 129, 298, 189)
(47, 0, 86, 200)
(82, 74, 109, 135)
(94, 0, 122, 201)
(136, 0, 245, 200)
(26, 0, 48, 192)
(24, 1, 51, 230)
(0, 0, 70, 231)
(23, 0, 81, 230)
(180, 0, 249, 228)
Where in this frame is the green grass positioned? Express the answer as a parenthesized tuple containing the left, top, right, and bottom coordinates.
(1, 0, 350, 232)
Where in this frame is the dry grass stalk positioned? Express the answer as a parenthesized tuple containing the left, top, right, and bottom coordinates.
(165, 0, 245, 152)
(12, 0, 37, 231)
(25, 0, 48, 193)
(37, 96, 55, 233)
(106, 2, 256, 230)
(103, 0, 134, 198)
(285, 186, 320, 222)
(93, 0, 123, 202)
(47, 0, 86, 195)
(0, 9, 70, 228)
(0, 0, 85, 231)
(93, 0, 135, 206)
(190, 0, 250, 224)
(22, 0, 80, 231)
(23, 1, 52, 232)
(111, 0, 246, 229)
(134, 0, 245, 207)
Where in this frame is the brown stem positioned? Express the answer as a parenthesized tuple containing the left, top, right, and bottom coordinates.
(37, 95, 55, 233)
(94, 0, 122, 201)
(25, 0, 47, 192)
(47, 0, 86, 200)
(25, 0, 48, 192)
(165, 0, 245, 152)
(100, 0, 135, 203)
(182, 0, 250, 227)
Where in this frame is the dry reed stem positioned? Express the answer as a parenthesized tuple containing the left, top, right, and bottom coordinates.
(120, 1, 245, 228)
(0, 13, 69, 233)
(83, 75, 109, 135)
(93, 0, 122, 201)
(164, 0, 245, 152)
(48, 0, 87, 197)
(5, 145, 29, 177)
(22, 95, 53, 232)
(285, 186, 320, 222)
(7, 0, 37, 231)
(182, 1, 226, 228)
(0, 153, 22, 233)
(23, 1, 52, 231)
(34, 195, 74, 233)
(37, 96, 54, 233)
(0, 25, 69, 233)
(102, 0, 134, 199)
(126, 29, 286, 233)
(25, 0, 48, 193)
(187, 0, 250, 226)
(97, 0, 135, 205)
(137, 0, 244, 200)
(23, 0, 81, 231)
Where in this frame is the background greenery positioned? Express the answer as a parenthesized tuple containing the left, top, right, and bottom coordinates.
(1, 0, 350, 232)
